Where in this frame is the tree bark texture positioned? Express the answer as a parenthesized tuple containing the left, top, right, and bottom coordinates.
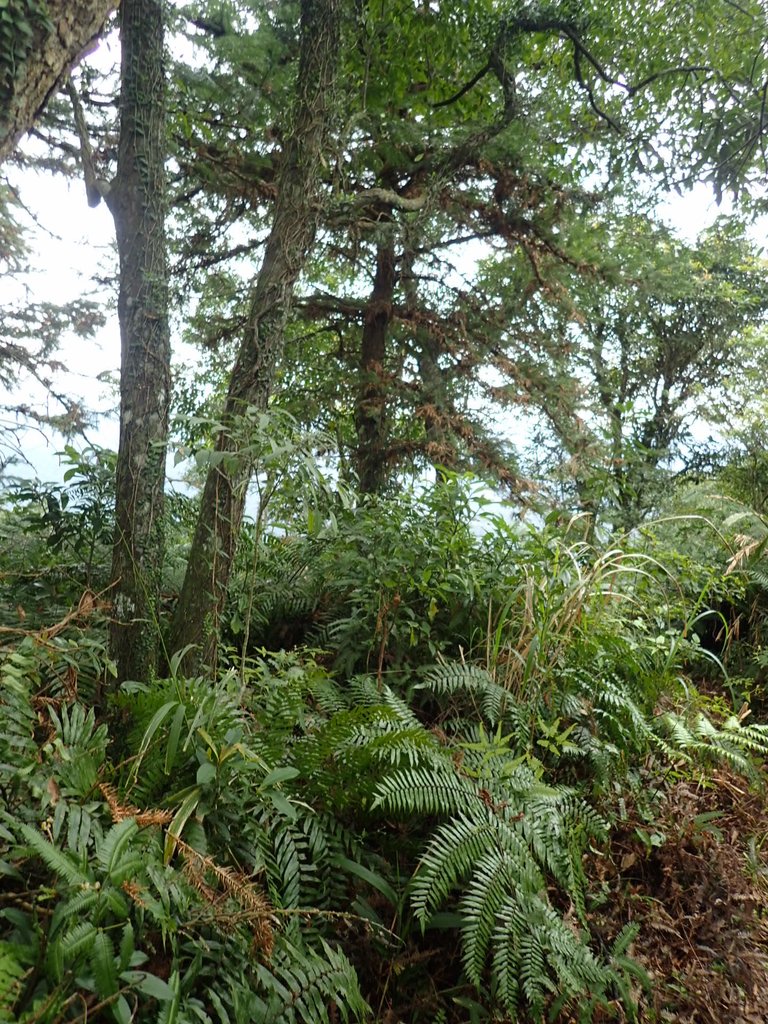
(106, 0, 170, 684)
(0, 0, 117, 164)
(169, 0, 341, 673)
(354, 241, 397, 494)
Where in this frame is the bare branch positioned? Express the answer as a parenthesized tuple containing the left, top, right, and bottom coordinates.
(66, 78, 110, 207)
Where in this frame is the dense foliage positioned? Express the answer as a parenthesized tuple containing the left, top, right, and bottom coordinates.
(3, 473, 768, 1022)
(3, 1, 768, 1021)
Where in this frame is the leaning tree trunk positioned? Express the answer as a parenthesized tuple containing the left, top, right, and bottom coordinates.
(169, 0, 340, 674)
(0, 0, 117, 164)
(354, 240, 397, 494)
(105, 0, 170, 685)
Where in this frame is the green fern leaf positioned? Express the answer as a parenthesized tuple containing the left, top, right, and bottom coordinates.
(91, 929, 119, 1000)
(262, 939, 369, 1024)
(17, 823, 91, 886)
(0, 942, 26, 1020)
(96, 819, 140, 883)
(411, 811, 538, 924)
(460, 847, 534, 986)
(372, 767, 482, 816)
(60, 920, 97, 962)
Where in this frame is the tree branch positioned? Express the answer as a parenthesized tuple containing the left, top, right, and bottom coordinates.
(66, 78, 110, 207)
(432, 61, 492, 109)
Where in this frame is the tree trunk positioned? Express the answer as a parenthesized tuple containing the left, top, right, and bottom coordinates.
(416, 331, 456, 479)
(354, 241, 397, 493)
(106, 0, 170, 685)
(169, 0, 340, 674)
(0, 0, 117, 164)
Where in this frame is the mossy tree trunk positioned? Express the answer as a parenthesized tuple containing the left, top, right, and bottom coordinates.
(0, 0, 117, 163)
(105, 0, 170, 685)
(169, 0, 340, 674)
(354, 240, 397, 494)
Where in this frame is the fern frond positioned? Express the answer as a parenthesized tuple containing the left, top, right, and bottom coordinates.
(0, 942, 27, 1019)
(493, 892, 609, 1018)
(411, 811, 540, 925)
(0, 643, 38, 769)
(261, 939, 369, 1024)
(17, 823, 91, 886)
(90, 929, 118, 1000)
(421, 662, 496, 696)
(59, 920, 98, 961)
(373, 766, 483, 817)
(56, 888, 100, 927)
(63, 804, 97, 856)
(347, 677, 421, 728)
(348, 726, 441, 768)
(96, 819, 140, 882)
(656, 707, 768, 775)
(272, 820, 304, 910)
(460, 846, 540, 987)
(421, 661, 527, 729)
(719, 715, 768, 754)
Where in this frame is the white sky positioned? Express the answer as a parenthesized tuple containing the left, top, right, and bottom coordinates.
(2, 167, 118, 481)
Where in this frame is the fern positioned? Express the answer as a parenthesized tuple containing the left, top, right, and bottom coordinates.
(259, 939, 370, 1024)
(421, 662, 496, 696)
(63, 804, 99, 856)
(375, 731, 614, 1019)
(347, 675, 422, 728)
(90, 929, 119, 1002)
(0, 942, 26, 1020)
(411, 811, 524, 924)
(419, 661, 529, 732)
(97, 819, 142, 884)
(656, 707, 768, 774)
(460, 845, 542, 986)
(16, 822, 92, 886)
(0, 642, 39, 774)
(59, 920, 98, 961)
(492, 892, 612, 1019)
(373, 766, 483, 816)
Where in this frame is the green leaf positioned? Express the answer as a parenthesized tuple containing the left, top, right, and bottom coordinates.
(121, 970, 174, 1001)
(118, 923, 134, 973)
(129, 701, 179, 788)
(330, 855, 398, 907)
(157, 969, 181, 1024)
(91, 929, 118, 1000)
(17, 824, 90, 886)
(164, 788, 201, 864)
(262, 765, 299, 787)
(97, 818, 140, 882)
(165, 703, 187, 775)
(196, 762, 217, 785)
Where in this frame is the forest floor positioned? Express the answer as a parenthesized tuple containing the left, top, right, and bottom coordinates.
(584, 767, 768, 1023)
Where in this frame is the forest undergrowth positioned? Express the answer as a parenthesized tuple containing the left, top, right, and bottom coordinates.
(2, 476, 768, 1024)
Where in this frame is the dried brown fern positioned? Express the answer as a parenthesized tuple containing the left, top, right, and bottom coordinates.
(176, 837, 275, 957)
(99, 782, 173, 828)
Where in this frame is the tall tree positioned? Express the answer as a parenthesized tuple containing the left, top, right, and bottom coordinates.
(0, 0, 117, 164)
(157, 0, 767, 666)
(169, 0, 341, 672)
(104, 0, 170, 683)
(490, 215, 768, 527)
